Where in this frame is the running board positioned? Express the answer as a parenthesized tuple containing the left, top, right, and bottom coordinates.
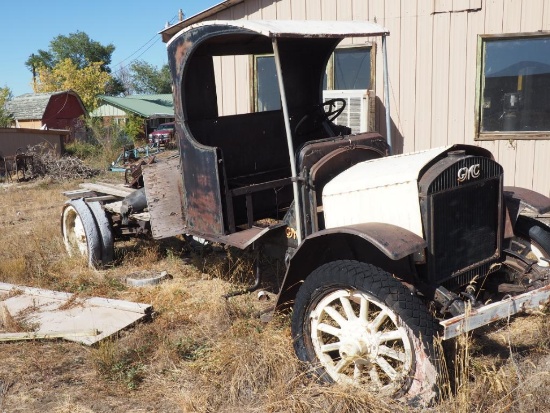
(440, 284, 550, 340)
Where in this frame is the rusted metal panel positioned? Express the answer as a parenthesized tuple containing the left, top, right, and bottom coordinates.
(305, 222, 427, 261)
(440, 284, 550, 340)
(142, 156, 186, 239)
(216, 223, 286, 249)
(504, 186, 550, 215)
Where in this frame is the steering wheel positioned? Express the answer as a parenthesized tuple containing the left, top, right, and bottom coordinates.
(294, 98, 347, 137)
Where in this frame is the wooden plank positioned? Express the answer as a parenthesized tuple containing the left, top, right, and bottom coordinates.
(484, 0, 504, 34)
(503, 0, 522, 34)
(142, 156, 186, 240)
(384, 0, 402, 152)
(62, 189, 97, 199)
(321, 0, 337, 20)
(213, 56, 223, 114)
(235, 55, 250, 115)
(532, 141, 550, 197)
(470, 0, 482, 9)
(352, 0, 368, 21)
(290, 0, 306, 19)
(521, 0, 544, 31)
(514, 141, 535, 189)
(221, 55, 237, 116)
(84, 195, 118, 203)
(232, 1, 246, 19)
(336, 0, 352, 22)
(477, 140, 498, 156)
(434, 0, 453, 13)
(465, 1, 484, 145)
(431, 12, 451, 147)
(414, 0, 434, 151)
(79, 182, 134, 198)
(305, 0, 322, 19)
(0, 329, 98, 342)
(369, 0, 386, 139)
(245, 0, 261, 18)
(261, 0, 277, 18)
(447, 11, 468, 144)
(277, 0, 292, 19)
(498, 140, 517, 187)
(399, 0, 417, 153)
(452, 0, 471, 12)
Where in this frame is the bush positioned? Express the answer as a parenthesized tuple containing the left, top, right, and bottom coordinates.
(64, 141, 100, 159)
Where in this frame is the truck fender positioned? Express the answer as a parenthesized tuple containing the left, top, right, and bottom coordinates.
(275, 222, 426, 310)
(504, 186, 550, 238)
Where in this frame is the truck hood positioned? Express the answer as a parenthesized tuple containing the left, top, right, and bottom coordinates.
(322, 146, 451, 237)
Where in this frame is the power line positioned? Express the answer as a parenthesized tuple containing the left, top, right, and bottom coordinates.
(111, 14, 178, 75)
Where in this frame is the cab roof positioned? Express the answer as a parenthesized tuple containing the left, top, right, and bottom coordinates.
(165, 19, 389, 46)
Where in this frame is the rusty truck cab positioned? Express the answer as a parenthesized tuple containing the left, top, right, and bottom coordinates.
(166, 21, 390, 248)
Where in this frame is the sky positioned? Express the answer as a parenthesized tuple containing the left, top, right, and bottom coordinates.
(0, 0, 221, 97)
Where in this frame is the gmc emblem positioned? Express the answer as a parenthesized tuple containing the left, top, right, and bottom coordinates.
(457, 164, 480, 182)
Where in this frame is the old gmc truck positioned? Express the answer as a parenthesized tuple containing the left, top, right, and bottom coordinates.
(61, 20, 550, 404)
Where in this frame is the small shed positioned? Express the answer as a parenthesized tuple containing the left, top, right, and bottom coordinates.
(6, 91, 87, 142)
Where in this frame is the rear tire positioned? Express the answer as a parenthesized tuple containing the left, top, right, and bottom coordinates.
(87, 201, 114, 266)
(61, 199, 102, 268)
(291, 260, 439, 406)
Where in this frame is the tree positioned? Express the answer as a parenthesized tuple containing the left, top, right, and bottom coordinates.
(0, 86, 13, 127)
(26, 32, 115, 74)
(33, 59, 111, 111)
(127, 60, 172, 94)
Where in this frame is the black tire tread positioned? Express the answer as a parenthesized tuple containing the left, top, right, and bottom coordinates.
(514, 215, 550, 255)
(293, 260, 437, 348)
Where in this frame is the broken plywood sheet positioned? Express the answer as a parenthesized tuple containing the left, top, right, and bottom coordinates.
(0, 282, 152, 346)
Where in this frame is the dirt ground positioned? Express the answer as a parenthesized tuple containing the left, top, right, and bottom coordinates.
(1, 175, 549, 413)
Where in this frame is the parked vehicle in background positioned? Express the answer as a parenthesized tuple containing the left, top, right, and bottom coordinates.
(60, 20, 550, 407)
(148, 122, 176, 146)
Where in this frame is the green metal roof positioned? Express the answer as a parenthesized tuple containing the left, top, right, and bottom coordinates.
(97, 94, 174, 118)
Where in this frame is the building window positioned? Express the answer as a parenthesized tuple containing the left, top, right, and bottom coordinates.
(328, 47, 371, 90)
(254, 46, 372, 112)
(477, 34, 550, 139)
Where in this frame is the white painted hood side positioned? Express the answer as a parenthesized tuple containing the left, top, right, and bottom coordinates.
(322, 146, 451, 237)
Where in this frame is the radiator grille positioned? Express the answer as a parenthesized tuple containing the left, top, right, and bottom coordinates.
(420, 155, 503, 285)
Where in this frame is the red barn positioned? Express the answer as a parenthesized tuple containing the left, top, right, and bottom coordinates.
(7, 90, 88, 142)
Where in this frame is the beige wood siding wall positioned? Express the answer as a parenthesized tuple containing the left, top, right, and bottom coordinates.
(206, 0, 550, 195)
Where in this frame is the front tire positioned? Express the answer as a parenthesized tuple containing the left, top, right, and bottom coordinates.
(291, 260, 439, 405)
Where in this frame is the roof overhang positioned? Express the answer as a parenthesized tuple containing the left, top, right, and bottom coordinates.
(163, 19, 390, 45)
(160, 0, 245, 42)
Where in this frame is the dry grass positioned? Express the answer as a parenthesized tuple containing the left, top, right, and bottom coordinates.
(1, 176, 549, 412)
